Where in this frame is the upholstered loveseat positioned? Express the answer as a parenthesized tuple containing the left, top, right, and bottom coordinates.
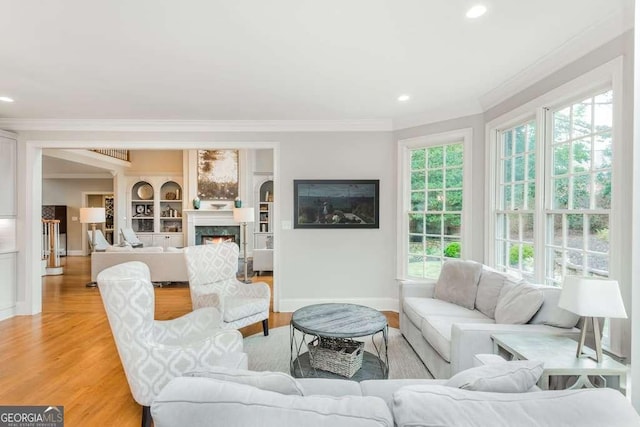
(400, 260, 581, 378)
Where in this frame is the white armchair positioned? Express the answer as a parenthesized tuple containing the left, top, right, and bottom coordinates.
(97, 261, 247, 427)
(120, 227, 144, 248)
(184, 243, 271, 336)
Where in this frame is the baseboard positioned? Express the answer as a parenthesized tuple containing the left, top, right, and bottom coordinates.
(66, 250, 86, 256)
(278, 298, 398, 313)
(0, 305, 16, 322)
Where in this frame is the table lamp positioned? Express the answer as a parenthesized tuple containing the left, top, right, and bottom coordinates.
(80, 207, 106, 252)
(233, 207, 255, 283)
(558, 276, 627, 363)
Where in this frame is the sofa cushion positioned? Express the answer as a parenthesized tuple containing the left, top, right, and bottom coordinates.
(475, 270, 508, 319)
(494, 283, 544, 324)
(420, 315, 494, 362)
(184, 367, 304, 395)
(392, 386, 640, 427)
(360, 379, 445, 409)
(445, 360, 543, 392)
(133, 246, 164, 253)
(434, 260, 483, 310)
(527, 285, 580, 328)
(403, 297, 489, 329)
(224, 296, 269, 322)
(152, 377, 394, 427)
(297, 378, 363, 397)
(105, 245, 133, 252)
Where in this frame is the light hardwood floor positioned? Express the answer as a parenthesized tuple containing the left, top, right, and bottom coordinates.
(0, 256, 399, 426)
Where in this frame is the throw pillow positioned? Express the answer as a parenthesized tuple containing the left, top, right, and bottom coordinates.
(475, 270, 507, 319)
(434, 260, 483, 310)
(184, 367, 305, 396)
(444, 360, 544, 392)
(494, 283, 544, 324)
(527, 285, 580, 328)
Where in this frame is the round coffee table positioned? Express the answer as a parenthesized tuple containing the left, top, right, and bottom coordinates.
(290, 303, 388, 380)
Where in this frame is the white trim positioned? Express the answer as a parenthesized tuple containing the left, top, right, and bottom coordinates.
(479, 9, 632, 111)
(0, 119, 392, 133)
(0, 306, 16, 322)
(43, 173, 113, 179)
(279, 298, 398, 313)
(397, 128, 473, 280)
(392, 102, 482, 131)
(0, 129, 17, 139)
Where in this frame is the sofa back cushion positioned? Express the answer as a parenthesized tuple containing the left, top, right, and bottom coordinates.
(392, 386, 640, 427)
(184, 367, 304, 395)
(527, 285, 580, 328)
(494, 283, 544, 324)
(434, 260, 483, 310)
(152, 377, 394, 427)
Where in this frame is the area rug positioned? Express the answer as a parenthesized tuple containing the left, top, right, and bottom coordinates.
(244, 326, 433, 380)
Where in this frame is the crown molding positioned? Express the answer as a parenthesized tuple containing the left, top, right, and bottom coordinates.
(43, 173, 114, 179)
(479, 8, 633, 112)
(0, 118, 393, 132)
(392, 101, 483, 131)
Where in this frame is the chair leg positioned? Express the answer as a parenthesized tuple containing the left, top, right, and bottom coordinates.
(262, 319, 269, 336)
(141, 405, 152, 427)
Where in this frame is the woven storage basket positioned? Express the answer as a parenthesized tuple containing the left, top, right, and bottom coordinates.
(308, 337, 364, 378)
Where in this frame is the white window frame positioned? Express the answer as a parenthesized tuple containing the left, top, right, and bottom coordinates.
(485, 57, 625, 353)
(397, 128, 473, 281)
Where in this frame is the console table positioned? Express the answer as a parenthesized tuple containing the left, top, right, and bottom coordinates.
(492, 333, 627, 393)
(290, 303, 388, 380)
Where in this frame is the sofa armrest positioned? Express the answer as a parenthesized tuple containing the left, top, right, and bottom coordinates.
(450, 323, 579, 376)
(399, 280, 436, 319)
(399, 280, 436, 299)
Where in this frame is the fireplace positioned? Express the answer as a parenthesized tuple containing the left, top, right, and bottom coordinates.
(202, 235, 236, 244)
(195, 225, 241, 246)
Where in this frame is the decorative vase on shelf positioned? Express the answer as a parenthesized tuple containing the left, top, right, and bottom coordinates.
(234, 199, 242, 208)
(193, 197, 201, 210)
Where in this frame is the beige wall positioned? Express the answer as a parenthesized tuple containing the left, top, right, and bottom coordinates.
(127, 150, 183, 174)
(42, 179, 114, 253)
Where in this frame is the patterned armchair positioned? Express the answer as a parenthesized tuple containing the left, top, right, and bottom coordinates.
(97, 261, 247, 427)
(184, 243, 271, 336)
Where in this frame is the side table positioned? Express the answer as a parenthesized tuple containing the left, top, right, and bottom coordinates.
(492, 333, 627, 393)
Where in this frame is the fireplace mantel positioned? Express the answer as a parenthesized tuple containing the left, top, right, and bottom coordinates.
(184, 209, 240, 246)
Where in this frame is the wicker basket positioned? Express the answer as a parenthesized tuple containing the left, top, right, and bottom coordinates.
(308, 337, 364, 378)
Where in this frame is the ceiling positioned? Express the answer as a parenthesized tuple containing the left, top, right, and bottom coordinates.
(0, 0, 633, 125)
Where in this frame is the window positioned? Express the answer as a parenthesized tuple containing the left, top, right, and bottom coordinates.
(492, 89, 613, 286)
(545, 91, 612, 285)
(399, 130, 471, 280)
(495, 120, 537, 280)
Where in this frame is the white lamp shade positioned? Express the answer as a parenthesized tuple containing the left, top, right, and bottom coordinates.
(80, 207, 106, 224)
(558, 276, 627, 318)
(233, 207, 255, 223)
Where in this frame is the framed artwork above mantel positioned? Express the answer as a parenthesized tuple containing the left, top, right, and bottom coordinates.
(197, 149, 239, 201)
(293, 179, 380, 229)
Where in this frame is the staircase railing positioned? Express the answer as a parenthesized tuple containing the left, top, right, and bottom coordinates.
(91, 149, 130, 162)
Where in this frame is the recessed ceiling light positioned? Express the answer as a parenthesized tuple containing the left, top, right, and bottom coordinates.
(0, 96, 14, 103)
(398, 94, 411, 102)
(466, 4, 487, 19)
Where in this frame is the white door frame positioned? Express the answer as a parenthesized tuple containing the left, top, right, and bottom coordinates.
(19, 140, 281, 315)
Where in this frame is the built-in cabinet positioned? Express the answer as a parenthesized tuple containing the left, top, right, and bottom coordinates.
(0, 134, 17, 319)
(128, 177, 184, 248)
(253, 178, 274, 272)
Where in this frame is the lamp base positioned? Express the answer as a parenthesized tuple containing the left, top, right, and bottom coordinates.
(576, 316, 603, 363)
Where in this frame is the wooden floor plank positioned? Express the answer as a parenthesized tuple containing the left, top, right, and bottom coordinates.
(0, 256, 399, 426)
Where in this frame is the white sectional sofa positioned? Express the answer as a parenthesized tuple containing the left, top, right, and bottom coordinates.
(150, 364, 640, 427)
(400, 260, 581, 379)
(91, 247, 188, 282)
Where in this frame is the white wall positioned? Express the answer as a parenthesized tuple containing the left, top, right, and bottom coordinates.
(42, 179, 114, 253)
(17, 130, 397, 312)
